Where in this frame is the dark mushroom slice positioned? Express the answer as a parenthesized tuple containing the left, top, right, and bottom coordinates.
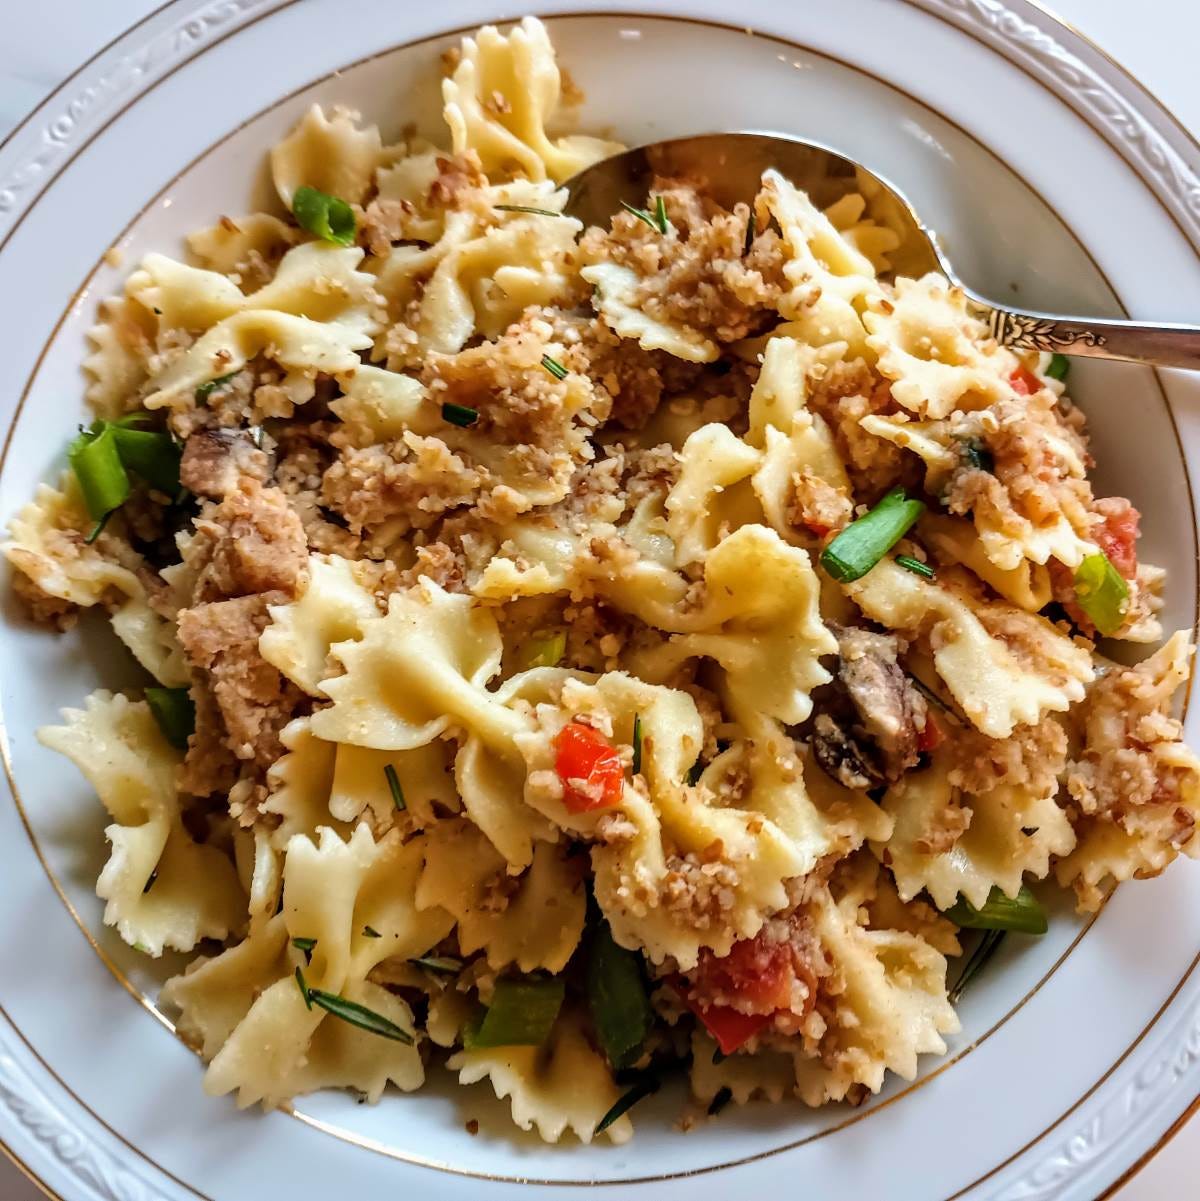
(179, 428, 272, 500)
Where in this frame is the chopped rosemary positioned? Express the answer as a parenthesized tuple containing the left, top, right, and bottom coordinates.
(363, 926, 382, 939)
(962, 441, 995, 473)
(441, 401, 479, 427)
(596, 1071, 660, 1134)
(195, 371, 238, 402)
(620, 195, 670, 235)
(384, 764, 406, 810)
(948, 929, 1005, 1004)
(494, 203, 563, 217)
(409, 955, 463, 975)
(142, 869, 158, 894)
(707, 1086, 733, 1117)
(895, 554, 935, 580)
(296, 966, 313, 1010)
(292, 936, 317, 964)
(743, 208, 756, 256)
(685, 759, 704, 786)
(631, 714, 643, 776)
(308, 987, 414, 1043)
(540, 353, 568, 380)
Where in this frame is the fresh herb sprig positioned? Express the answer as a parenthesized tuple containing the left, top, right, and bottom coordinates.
(294, 967, 413, 1043)
(620, 195, 670, 236)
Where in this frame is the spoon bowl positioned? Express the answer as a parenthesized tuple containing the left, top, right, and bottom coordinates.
(564, 132, 1200, 369)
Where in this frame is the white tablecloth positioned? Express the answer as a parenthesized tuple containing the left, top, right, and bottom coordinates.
(1, 2, 1196, 1197)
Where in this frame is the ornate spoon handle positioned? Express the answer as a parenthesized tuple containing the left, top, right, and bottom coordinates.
(969, 299, 1200, 369)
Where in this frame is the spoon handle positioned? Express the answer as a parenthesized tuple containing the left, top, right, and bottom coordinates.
(971, 300, 1200, 370)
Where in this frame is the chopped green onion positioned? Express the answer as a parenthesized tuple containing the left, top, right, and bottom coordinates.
(469, 977, 564, 1047)
(111, 426, 182, 495)
(587, 920, 652, 1070)
(962, 441, 995, 473)
(596, 1071, 660, 1134)
(384, 764, 406, 811)
(292, 936, 317, 964)
(441, 401, 478, 427)
(707, 1086, 733, 1116)
(540, 354, 568, 380)
(685, 759, 704, 786)
(69, 423, 130, 523)
(1073, 551, 1130, 636)
(895, 554, 935, 580)
(362, 926, 382, 939)
(296, 966, 313, 1010)
(948, 929, 1006, 1004)
(631, 715, 643, 776)
(819, 488, 925, 583)
(523, 629, 566, 668)
(292, 184, 356, 247)
(1046, 353, 1070, 381)
(944, 884, 1048, 935)
(195, 371, 238, 401)
(494, 204, 563, 217)
(409, 955, 463, 975)
(145, 687, 195, 750)
(142, 869, 158, 894)
(307, 986, 414, 1042)
(84, 514, 111, 545)
(133, 941, 150, 954)
(744, 208, 757, 256)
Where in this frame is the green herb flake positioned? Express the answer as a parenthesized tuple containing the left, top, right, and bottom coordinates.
(685, 759, 704, 786)
(494, 204, 563, 217)
(743, 208, 757, 256)
(596, 1071, 660, 1134)
(409, 955, 463, 975)
(962, 441, 995, 473)
(948, 929, 1006, 1005)
(819, 488, 925, 583)
(1046, 353, 1070, 381)
(194, 372, 238, 402)
(295, 966, 313, 1010)
(895, 554, 935, 580)
(84, 513, 111, 545)
(292, 936, 317, 964)
(292, 184, 356, 246)
(384, 763, 406, 811)
(707, 1086, 733, 1117)
(441, 401, 479, 427)
(540, 353, 568, 380)
(304, 987, 415, 1042)
(142, 869, 158, 895)
(362, 926, 382, 939)
(631, 714, 643, 776)
(620, 195, 671, 236)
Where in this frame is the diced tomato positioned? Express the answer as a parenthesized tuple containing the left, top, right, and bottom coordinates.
(1091, 497, 1140, 580)
(685, 1000, 772, 1056)
(691, 934, 796, 1013)
(1008, 364, 1042, 396)
(553, 720, 624, 813)
(917, 713, 943, 753)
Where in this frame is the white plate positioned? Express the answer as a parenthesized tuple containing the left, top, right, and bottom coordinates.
(2, 2, 1199, 1199)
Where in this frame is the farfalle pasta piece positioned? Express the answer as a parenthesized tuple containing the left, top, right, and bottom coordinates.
(260, 552, 380, 695)
(38, 692, 244, 955)
(920, 513, 1052, 613)
(186, 213, 299, 276)
(863, 273, 1018, 419)
(330, 740, 460, 829)
(1057, 632, 1200, 910)
(844, 559, 1092, 738)
(689, 1029, 796, 1106)
(450, 1005, 631, 1144)
(518, 673, 814, 969)
(84, 295, 155, 418)
(442, 17, 622, 183)
(261, 718, 346, 848)
(312, 578, 520, 751)
(270, 104, 384, 207)
(791, 883, 958, 1105)
(329, 364, 432, 447)
(418, 818, 585, 971)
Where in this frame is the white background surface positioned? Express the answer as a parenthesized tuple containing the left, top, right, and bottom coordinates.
(1, 2, 1196, 1198)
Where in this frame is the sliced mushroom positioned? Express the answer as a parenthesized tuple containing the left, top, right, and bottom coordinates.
(179, 428, 272, 499)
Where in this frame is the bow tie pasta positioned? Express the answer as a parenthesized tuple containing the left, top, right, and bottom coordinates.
(11, 12, 1199, 1147)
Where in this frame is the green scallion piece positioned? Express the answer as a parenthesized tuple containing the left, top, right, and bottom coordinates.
(494, 204, 563, 217)
(523, 629, 566, 668)
(69, 423, 130, 523)
(631, 715, 643, 776)
(307, 987, 414, 1043)
(384, 764, 406, 810)
(948, 929, 1006, 1005)
(292, 184, 356, 247)
(587, 919, 653, 1070)
(819, 488, 925, 583)
(707, 1086, 733, 1116)
(112, 426, 182, 495)
(195, 371, 238, 402)
(362, 926, 382, 939)
(292, 937, 317, 964)
(468, 977, 564, 1047)
(1046, 353, 1070, 381)
(409, 955, 463, 975)
(895, 554, 935, 580)
(541, 353, 568, 380)
(144, 687, 195, 750)
(441, 401, 479, 427)
(962, 441, 995, 473)
(296, 966, 313, 1010)
(944, 884, 1048, 935)
(595, 1071, 660, 1134)
(1073, 551, 1130, 636)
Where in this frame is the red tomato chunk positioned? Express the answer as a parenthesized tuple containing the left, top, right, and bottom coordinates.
(554, 720, 624, 813)
(1092, 496, 1140, 580)
(1008, 364, 1042, 396)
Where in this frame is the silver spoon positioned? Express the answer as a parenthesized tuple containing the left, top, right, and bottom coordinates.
(563, 132, 1200, 370)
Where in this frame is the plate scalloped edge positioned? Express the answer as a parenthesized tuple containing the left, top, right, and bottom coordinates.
(1, 2, 1200, 1199)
